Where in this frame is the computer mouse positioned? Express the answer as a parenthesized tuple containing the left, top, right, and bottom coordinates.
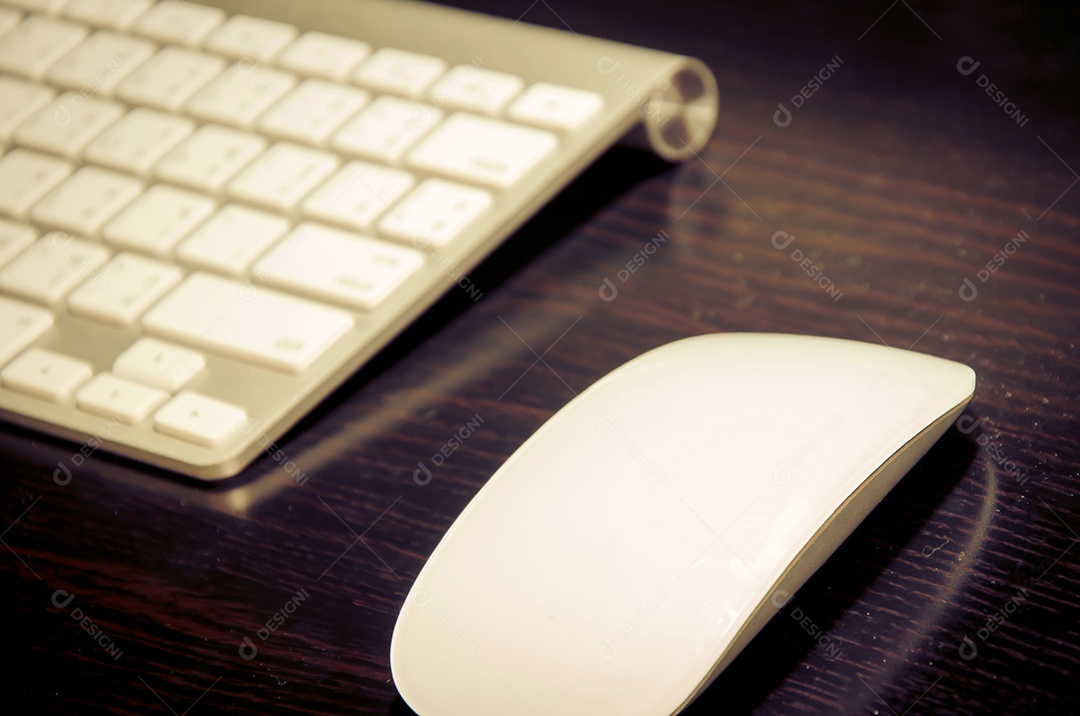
(390, 332, 976, 715)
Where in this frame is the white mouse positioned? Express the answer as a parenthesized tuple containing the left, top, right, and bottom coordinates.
(391, 333, 976, 715)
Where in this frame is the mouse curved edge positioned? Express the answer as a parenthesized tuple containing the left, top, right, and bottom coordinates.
(672, 392, 975, 714)
(389, 332, 976, 715)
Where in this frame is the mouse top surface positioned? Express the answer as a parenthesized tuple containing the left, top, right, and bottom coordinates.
(391, 333, 976, 716)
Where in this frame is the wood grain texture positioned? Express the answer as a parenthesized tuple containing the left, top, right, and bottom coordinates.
(3, 1, 1078, 714)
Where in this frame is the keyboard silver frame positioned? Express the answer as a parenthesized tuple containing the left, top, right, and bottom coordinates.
(0, 0, 718, 478)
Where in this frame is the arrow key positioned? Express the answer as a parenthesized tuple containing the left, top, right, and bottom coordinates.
(1, 347, 93, 401)
(154, 390, 247, 448)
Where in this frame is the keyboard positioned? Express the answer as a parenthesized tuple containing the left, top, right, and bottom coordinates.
(0, 0, 717, 479)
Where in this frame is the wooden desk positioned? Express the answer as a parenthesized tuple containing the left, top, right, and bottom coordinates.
(5, 1, 1078, 713)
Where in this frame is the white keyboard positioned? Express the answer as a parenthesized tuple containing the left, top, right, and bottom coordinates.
(0, 0, 717, 478)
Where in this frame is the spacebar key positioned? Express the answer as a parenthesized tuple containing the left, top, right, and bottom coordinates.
(142, 273, 354, 373)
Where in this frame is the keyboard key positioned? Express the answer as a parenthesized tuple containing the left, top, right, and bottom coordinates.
(61, 0, 153, 31)
(0, 76, 54, 145)
(429, 66, 524, 114)
(0, 233, 110, 305)
(75, 371, 168, 423)
(227, 142, 339, 213)
(3, 1, 65, 13)
(408, 113, 557, 188)
(252, 222, 423, 311)
(331, 95, 443, 162)
(3, 0, 65, 12)
(117, 46, 226, 112)
(103, 183, 215, 255)
(1, 347, 93, 401)
(186, 62, 297, 129)
(203, 15, 297, 62)
(46, 29, 156, 96)
(276, 31, 371, 81)
(0, 15, 88, 80)
(258, 79, 369, 145)
(30, 166, 142, 237)
(142, 272, 354, 374)
(153, 391, 247, 447)
(508, 82, 604, 130)
(352, 48, 446, 98)
(302, 161, 415, 232)
(0, 150, 72, 219)
(0, 295, 54, 366)
(0, 7, 24, 35)
(113, 337, 204, 392)
(379, 178, 492, 248)
(13, 92, 124, 158)
(0, 219, 36, 266)
(175, 204, 289, 276)
(153, 124, 266, 194)
(83, 107, 195, 177)
(130, 0, 225, 46)
(67, 252, 182, 325)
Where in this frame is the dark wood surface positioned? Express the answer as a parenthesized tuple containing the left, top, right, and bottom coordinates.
(5, 1, 1079, 713)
